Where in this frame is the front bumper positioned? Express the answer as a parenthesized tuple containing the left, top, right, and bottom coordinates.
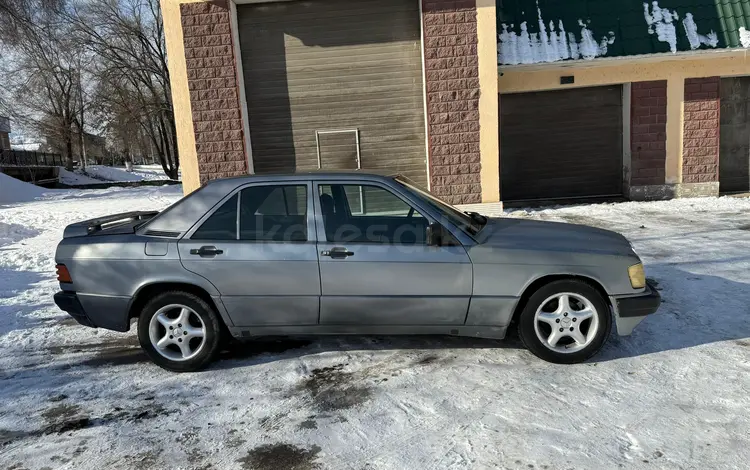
(54, 291, 96, 328)
(53, 291, 131, 332)
(610, 280, 661, 336)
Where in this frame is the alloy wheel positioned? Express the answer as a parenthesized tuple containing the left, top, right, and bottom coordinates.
(148, 304, 207, 362)
(533, 292, 600, 353)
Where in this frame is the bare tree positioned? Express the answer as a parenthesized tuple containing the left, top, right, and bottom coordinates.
(1, 0, 91, 171)
(1, 0, 177, 178)
(97, 78, 142, 170)
(69, 0, 178, 178)
(70, 56, 99, 171)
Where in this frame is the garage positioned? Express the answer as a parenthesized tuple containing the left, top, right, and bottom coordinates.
(500, 86, 624, 201)
(237, 0, 428, 187)
(719, 77, 750, 193)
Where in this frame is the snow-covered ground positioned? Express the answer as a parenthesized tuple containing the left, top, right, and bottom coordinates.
(84, 164, 179, 182)
(57, 168, 105, 185)
(0, 172, 48, 204)
(1, 184, 750, 469)
(58, 165, 178, 186)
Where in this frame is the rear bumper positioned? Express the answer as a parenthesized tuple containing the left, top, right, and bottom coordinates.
(54, 291, 95, 328)
(610, 281, 661, 336)
(54, 291, 131, 332)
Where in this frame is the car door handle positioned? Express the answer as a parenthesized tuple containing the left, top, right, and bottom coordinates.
(321, 247, 354, 258)
(190, 246, 224, 257)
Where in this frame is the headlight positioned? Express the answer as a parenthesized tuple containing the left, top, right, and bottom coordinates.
(628, 263, 646, 289)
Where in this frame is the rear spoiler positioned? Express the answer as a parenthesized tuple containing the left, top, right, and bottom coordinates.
(62, 211, 159, 238)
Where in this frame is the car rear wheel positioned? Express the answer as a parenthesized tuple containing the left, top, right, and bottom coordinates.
(138, 291, 221, 372)
(518, 280, 611, 364)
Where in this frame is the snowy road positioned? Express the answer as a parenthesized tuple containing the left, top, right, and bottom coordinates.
(1, 185, 749, 469)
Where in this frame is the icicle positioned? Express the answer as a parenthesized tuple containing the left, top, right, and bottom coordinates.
(548, 20, 560, 61)
(568, 32, 580, 59)
(536, 6, 554, 62)
(518, 22, 533, 64)
(529, 32, 542, 63)
(498, 24, 518, 65)
(558, 21, 570, 60)
(578, 20, 599, 59)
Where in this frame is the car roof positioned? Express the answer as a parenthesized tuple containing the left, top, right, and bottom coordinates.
(206, 169, 399, 185)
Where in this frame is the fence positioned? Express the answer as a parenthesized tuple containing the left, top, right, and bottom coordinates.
(0, 149, 65, 167)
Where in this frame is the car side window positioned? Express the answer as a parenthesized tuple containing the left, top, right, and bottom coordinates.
(240, 185, 308, 241)
(318, 184, 427, 244)
(192, 194, 238, 240)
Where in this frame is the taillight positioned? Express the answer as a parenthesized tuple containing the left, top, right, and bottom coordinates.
(56, 264, 72, 283)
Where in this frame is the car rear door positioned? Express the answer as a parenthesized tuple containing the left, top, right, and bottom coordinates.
(314, 180, 472, 326)
(178, 181, 320, 327)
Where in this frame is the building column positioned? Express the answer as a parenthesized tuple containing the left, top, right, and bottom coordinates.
(476, 0, 499, 203)
(162, 0, 203, 193)
(422, 0, 482, 205)
(181, 0, 248, 187)
(681, 77, 720, 195)
(664, 75, 684, 185)
(628, 80, 667, 200)
(163, 0, 249, 194)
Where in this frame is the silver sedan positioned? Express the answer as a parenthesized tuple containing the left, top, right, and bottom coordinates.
(54, 172, 660, 371)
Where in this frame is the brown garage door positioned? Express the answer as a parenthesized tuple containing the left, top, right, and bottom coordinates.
(720, 77, 750, 193)
(237, 0, 428, 186)
(500, 86, 623, 201)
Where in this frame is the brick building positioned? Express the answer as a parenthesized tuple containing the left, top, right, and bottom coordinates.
(163, 0, 750, 204)
(497, 0, 750, 201)
(163, 0, 499, 204)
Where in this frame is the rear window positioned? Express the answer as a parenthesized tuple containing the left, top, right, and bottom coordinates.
(191, 194, 238, 240)
(239, 185, 308, 241)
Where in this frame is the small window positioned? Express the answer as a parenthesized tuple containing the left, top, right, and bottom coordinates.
(319, 184, 427, 244)
(192, 194, 238, 240)
(240, 185, 308, 241)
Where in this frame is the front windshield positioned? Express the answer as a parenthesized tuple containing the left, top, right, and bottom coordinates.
(395, 176, 484, 237)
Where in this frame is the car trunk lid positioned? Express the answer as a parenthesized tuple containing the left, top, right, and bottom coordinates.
(62, 211, 159, 238)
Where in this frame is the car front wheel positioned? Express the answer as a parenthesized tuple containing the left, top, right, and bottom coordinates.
(137, 291, 222, 372)
(518, 280, 612, 364)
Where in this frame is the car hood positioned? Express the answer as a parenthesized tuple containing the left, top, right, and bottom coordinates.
(475, 217, 635, 256)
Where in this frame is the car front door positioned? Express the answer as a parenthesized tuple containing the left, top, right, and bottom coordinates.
(178, 181, 320, 327)
(314, 181, 472, 326)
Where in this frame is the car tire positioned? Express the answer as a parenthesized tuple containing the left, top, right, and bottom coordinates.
(137, 291, 222, 372)
(518, 280, 612, 364)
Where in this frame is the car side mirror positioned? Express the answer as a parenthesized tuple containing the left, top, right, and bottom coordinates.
(466, 211, 488, 225)
(426, 222, 443, 246)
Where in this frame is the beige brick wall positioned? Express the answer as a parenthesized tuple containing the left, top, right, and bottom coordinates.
(422, 0, 481, 204)
(682, 77, 720, 184)
(180, 0, 247, 185)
